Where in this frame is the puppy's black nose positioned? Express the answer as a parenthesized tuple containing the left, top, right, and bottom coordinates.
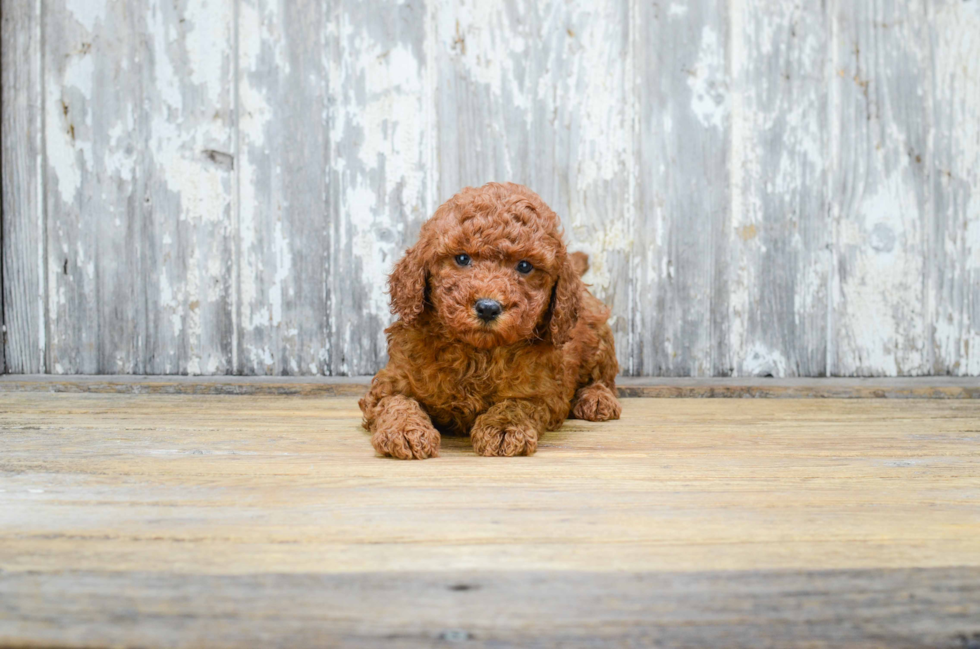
(474, 299, 502, 322)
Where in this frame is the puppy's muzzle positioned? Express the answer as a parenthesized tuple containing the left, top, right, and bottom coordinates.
(474, 298, 503, 323)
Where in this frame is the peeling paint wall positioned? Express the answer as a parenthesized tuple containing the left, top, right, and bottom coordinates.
(3, 0, 979, 376)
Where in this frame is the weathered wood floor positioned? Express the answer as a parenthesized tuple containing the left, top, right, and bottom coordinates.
(1, 392, 979, 648)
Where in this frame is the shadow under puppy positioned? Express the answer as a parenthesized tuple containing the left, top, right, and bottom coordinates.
(359, 182, 621, 459)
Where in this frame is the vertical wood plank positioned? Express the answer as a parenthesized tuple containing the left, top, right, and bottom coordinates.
(931, 0, 980, 376)
(530, 2, 633, 373)
(434, 1, 531, 200)
(632, 0, 731, 376)
(141, 0, 236, 374)
(326, 0, 432, 376)
(44, 0, 143, 373)
(829, 0, 932, 376)
(1, 0, 44, 372)
(434, 0, 633, 371)
(727, 1, 831, 377)
(237, 0, 330, 375)
(44, 0, 235, 374)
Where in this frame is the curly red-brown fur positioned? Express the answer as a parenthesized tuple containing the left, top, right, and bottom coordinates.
(359, 182, 621, 458)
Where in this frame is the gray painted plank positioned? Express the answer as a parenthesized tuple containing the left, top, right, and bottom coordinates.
(930, 0, 980, 376)
(434, 0, 633, 371)
(633, 0, 731, 376)
(1, 0, 44, 373)
(727, 0, 831, 377)
(829, 0, 932, 376)
(326, 0, 431, 376)
(526, 1, 633, 374)
(237, 0, 330, 375)
(43, 0, 235, 374)
(434, 1, 534, 201)
(2, 568, 978, 648)
(141, 0, 236, 374)
(44, 0, 144, 373)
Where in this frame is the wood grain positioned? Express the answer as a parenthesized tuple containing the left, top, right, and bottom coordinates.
(2, 568, 978, 648)
(237, 0, 330, 375)
(728, 0, 831, 377)
(44, 0, 143, 373)
(633, 0, 731, 376)
(1, 0, 43, 373)
(3, 1, 980, 378)
(2, 394, 979, 574)
(931, 0, 980, 376)
(141, 0, 236, 374)
(1, 393, 979, 647)
(830, 0, 932, 376)
(1, 375, 978, 398)
(326, 0, 431, 376)
(42, 0, 235, 374)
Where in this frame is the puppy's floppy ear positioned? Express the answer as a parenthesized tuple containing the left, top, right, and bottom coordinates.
(546, 253, 583, 346)
(388, 244, 428, 324)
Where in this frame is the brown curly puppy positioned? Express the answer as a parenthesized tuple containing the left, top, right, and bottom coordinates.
(359, 182, 621, 459)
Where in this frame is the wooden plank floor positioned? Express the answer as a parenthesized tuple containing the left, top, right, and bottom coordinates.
(1, 393, 979, 648)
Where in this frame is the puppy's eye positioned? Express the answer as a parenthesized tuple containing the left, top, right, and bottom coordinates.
(516, 260, 533, 274)
(454, 254, 471, 267)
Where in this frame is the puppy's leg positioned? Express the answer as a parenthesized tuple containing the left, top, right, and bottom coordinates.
(365, 394, 441, 460)
(571, 383, 621, 421)
(570, 320, 622, 421)
(471, 399, 558, 457)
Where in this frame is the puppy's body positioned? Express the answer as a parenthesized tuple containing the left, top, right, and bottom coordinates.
(360, 183, 621, 458)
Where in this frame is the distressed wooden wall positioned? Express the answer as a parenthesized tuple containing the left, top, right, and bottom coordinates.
(2, 0, 978, 377)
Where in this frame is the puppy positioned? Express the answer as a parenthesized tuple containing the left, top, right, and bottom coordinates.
(359, 182, 621, 458)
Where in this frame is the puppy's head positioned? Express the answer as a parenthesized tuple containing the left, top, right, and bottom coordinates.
(389, 182, 581, 348)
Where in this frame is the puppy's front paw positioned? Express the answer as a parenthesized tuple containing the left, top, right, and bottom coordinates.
(471, 421, 538, 457)
(571, 383, 622, 421)
(371, 423, 441, 460)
